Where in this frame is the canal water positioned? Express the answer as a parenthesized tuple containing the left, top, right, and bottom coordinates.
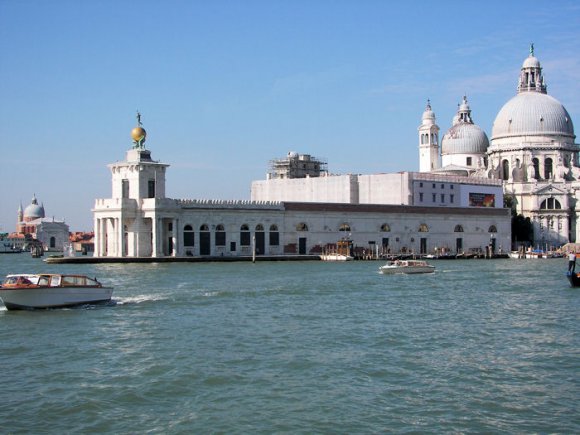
(0, 254, 578, 433)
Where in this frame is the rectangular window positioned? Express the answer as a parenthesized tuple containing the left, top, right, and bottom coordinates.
(432, 193, 436, 202)
(240, 232, 251, 246)
(466, 157, 472, 166)
(215, 232, 226, 246)
(419, 182, 423, 188)
(230, 241, 236, 251)
(432, 183, 436, 188)
(148, 180, 155, 198)
(441, 184, 444, 189)
(269, 231, 279, 246)
(450, 184, 454, 189)
(441, 194, 445, 203)
(419, 192, 424, 202)
(122, 179, 129, 198)
(450, 194, 454, 203)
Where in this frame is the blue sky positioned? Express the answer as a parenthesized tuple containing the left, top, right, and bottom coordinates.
(1, 0, 579, 231)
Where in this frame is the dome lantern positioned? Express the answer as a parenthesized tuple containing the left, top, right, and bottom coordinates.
(517, 43, 547, 94)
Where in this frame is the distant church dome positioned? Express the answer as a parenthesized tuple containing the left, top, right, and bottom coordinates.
(441, 96, 489, 155)
(491, 47, 575, 141)
(23, 194, 45, 220)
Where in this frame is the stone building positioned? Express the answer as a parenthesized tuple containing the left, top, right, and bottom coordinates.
(93, 114, 510, 258)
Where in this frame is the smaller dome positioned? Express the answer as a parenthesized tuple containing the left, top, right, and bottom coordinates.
(131, 126, 147, 143)
(442, 123, 489, 155)
(522, 55, 541, 69)
(421, 100, 436, 126)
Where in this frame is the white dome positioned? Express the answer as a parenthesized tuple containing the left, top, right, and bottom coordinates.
(24, 203, 44, 219)
(491, 92, 575, 140)
(522, 55, 541, 69)
(442, 123, 489, 154)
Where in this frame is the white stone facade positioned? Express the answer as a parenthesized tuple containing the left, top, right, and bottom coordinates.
(94, 142, 510, 258)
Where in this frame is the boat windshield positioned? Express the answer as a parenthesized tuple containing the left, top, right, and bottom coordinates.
(3, 275, 41, 285)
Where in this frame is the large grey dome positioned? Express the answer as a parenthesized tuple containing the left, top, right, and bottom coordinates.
(491, 92, 575, 140)
(442, 123, 489, 154)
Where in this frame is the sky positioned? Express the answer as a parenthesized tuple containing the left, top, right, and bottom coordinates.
(1, 0, 580, 231)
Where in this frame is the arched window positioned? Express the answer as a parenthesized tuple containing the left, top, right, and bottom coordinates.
(215, 224, 226, 246)
(200, 224, 209, 232)
(540, 198, 562, 210)
(454, 225, 464, 232)
(532, 158, 540, 180)
(269, 224, 279, 246)
(339, 223, 351, 232)
(240, 224, 251, 246)
(256, 224, 264, 231)
(502, 159, 510, 180)
(418, 224, 429, 233)
(544, 158, 553, 179)
(184, 225, 194, 246)
(380, 223, 391, 232)
(488, 225, 497, 233)
(296, 222, 308, 231)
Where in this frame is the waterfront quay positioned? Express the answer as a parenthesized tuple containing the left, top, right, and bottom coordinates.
(44, 253, 509, 264)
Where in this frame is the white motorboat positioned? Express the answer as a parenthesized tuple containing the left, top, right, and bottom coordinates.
(320, 253, 354, 261)
(0, 274, 113, 310)
(379, 259, 435, 274)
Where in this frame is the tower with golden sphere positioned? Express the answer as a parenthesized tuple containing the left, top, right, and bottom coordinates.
(94, 113, 170, 257)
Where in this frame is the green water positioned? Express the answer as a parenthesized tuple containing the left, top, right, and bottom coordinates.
(0, 255, 578, 433)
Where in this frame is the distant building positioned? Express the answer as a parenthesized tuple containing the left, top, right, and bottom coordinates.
(267, 152, 327, 179)
(69, 232, 94, 254)
(15, 195, 69, 251)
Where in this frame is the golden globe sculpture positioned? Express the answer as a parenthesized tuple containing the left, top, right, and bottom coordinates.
(131, 126, 147, 144)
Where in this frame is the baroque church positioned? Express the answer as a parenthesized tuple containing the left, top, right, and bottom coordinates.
(14, 194, 69, 251)
(419, 46, 578, 247)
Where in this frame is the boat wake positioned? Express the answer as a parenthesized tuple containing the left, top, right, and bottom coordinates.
(113, 294, 168, 306)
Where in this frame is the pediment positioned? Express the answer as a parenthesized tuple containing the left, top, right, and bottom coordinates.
(533, 183, 567, 196)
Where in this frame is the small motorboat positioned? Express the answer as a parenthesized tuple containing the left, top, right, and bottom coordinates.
(0, 274, 113, 310)
(320, 253, 354, 261)
(379, 259, 435, 275)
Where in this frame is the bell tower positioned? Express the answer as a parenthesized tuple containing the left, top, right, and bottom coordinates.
(418, 100, 440, 172)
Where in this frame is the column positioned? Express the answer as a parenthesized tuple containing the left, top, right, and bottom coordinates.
(118, 217, 125, 257)
(94, 218, 100, 257)
(152, 217, 159, 258)
(172, 218, 178, 257)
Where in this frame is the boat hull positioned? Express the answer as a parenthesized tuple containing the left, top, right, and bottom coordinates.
(379, 266, 435, 274)
(0, 286, 113, 310)
(320, 254, 354, 261)
(566, 271, 580, 288)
